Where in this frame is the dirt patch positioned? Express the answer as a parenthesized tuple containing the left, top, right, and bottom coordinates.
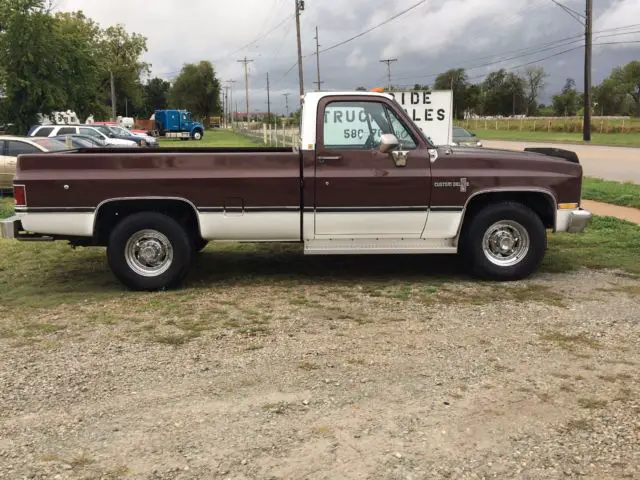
(0, 270, 639, 479)
(581, 199, 640, 224)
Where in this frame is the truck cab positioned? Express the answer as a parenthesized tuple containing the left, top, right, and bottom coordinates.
(154, 109, 204, 140)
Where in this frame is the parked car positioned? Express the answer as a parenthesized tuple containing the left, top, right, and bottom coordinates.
(53, 135, 101, 149)
(28, 125, 138, 147)
(54, 134, 108, 148)
(2, 91, 591, 291)
(451, 127, 483, 147)
(103, 125, 158, 147)
(0, 136, 70, 190)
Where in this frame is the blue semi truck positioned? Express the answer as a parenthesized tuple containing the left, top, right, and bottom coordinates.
(153, 110, 204, 140)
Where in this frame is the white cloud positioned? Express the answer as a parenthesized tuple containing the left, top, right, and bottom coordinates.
(54, 0, 639, 112)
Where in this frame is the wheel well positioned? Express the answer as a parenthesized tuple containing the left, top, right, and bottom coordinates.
(459, 191, 556, 236)
(93, 199, 200, 246)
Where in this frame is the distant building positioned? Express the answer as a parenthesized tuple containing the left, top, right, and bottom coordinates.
(233, 112, 271, 122)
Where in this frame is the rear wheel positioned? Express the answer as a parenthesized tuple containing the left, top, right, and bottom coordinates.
(107, 212, 193, 291)
(460, 202, 546, 281)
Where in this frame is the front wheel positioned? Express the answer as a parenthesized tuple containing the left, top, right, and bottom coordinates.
(192, 129, 203, 141)
(460, 202, 547, 281)
(107, 212, 193, 291)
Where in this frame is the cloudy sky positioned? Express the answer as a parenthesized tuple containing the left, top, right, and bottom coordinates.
(57, 0, 639, 114)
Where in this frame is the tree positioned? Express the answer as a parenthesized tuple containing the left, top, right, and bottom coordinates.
(523, 66, 548, 115)
(481, 69, 526, 116)
(97, 24, 149, 118)
(434, 68, 469, 119)
(610, 61, 640, 117)
(355, 86, 367, 91)
(411, 84, 430, 91)
(0, 0, 68, 132)
(141, 77, 170, 117)
(169, 61, 221, 122)
(552, 78, 581, 116)
(593, 78, 626, 116)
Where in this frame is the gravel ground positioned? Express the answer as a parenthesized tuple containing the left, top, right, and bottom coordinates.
(0, 270, 638, 480)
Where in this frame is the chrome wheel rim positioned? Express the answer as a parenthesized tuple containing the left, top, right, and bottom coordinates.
(482, 220, 530, 267)
(194, 131, 202, 140)
(125, 229, 174, 277)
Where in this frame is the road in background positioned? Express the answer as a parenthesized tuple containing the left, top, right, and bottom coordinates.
(484, 140, 640, 183)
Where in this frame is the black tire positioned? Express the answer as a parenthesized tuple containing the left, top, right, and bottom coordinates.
(107, 212, 193, 291)
(460, 202, 547, 281)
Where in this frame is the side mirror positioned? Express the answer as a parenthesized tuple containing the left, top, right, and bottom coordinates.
(379, 133, 399, 154)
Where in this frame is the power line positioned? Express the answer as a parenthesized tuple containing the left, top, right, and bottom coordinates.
(281, 0, 430, 78)
(550, 0, 585, 25)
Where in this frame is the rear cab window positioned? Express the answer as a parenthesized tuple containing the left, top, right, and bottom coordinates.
(57, 127, 77, 135)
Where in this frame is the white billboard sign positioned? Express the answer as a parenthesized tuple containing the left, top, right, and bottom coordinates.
(388, 90, 453, 146)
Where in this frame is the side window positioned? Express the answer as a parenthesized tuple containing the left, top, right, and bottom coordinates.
(323, 101, 387, 150)
(384, 107, 417, 150)
(79, 127, 102, 139)
(33, 127, 54, 137)
(57, 127, 77, 135)
(7, 141, 40, 156)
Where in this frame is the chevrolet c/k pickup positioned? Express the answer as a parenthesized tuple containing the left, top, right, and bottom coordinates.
(0, 91, 592, 291)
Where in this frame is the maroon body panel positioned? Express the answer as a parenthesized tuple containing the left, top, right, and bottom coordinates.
(16, 150, 301, 209)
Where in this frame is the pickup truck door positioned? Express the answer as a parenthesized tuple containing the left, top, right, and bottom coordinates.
(314, 96, 431, 238)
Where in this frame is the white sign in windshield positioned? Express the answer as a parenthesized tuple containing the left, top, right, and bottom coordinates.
(388, 90, 453, 146)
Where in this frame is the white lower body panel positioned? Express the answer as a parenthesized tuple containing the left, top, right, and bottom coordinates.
(18, 212, 94, 237)
(199, 212, 299, 241)
(314, 211, 427, 238)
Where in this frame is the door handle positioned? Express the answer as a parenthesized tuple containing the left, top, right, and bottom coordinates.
(317, 155, 342, 164)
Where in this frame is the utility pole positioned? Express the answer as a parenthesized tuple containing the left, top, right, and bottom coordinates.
(314, 26, 323, 91)
(237, 57, 253, 123)
(295, 0, 305, 105)
(225, 80, 237, 126)
(283, 93, 290, 116)
(584, 0, 592, 141)
(110, 70, 116, 121)
(223, 86, 230, 128)
(380, 59, 397, 92)
(266, 72, 271, 126)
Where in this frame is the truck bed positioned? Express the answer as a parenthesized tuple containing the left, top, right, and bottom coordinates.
(15, 148, 302, 211)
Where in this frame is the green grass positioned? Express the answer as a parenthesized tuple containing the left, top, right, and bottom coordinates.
(0, 197, 14, 219)
(467, 129, 640, 147)
(158, 129, 262, 148)
(582, 177, 640, 209)
(542, 216, 640, 275)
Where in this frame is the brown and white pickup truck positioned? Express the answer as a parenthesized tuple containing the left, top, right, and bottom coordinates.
(1, 91, 592, 291)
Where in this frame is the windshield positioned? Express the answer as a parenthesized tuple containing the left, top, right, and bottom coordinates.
(109, 126, 133, 136)
(96, 125, 113, 136)
(31, 138, 72, 151)
(453, 127, 473, 137)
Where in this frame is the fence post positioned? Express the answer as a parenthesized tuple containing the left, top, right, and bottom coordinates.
(621, 119, 625, 133)
(533, 121, 536, 132)
(548, 120, 551, 132)
(275, 121, 279, 147)
(263, 124, 267, 145)
(495, 120, 498, 130)
(484, 119, 487, 130)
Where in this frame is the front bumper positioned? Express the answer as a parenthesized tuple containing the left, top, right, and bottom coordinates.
(556, 208, 593, 233)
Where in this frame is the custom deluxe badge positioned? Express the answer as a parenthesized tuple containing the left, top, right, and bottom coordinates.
(433, 177, 470, 193)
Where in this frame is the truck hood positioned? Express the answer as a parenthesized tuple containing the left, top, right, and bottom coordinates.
(445, 145, 583, 176)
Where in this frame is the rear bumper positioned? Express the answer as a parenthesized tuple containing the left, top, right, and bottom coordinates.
(556, 208, 593, 233)
(0, 216, 20, 239)
(1, 216, 53, 241)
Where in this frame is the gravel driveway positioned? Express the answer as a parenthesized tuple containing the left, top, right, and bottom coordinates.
(0, 270, 638, 480)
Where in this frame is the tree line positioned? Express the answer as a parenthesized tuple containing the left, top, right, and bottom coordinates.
(359, 61, 640, 120)
(0, 0, 222, 133)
